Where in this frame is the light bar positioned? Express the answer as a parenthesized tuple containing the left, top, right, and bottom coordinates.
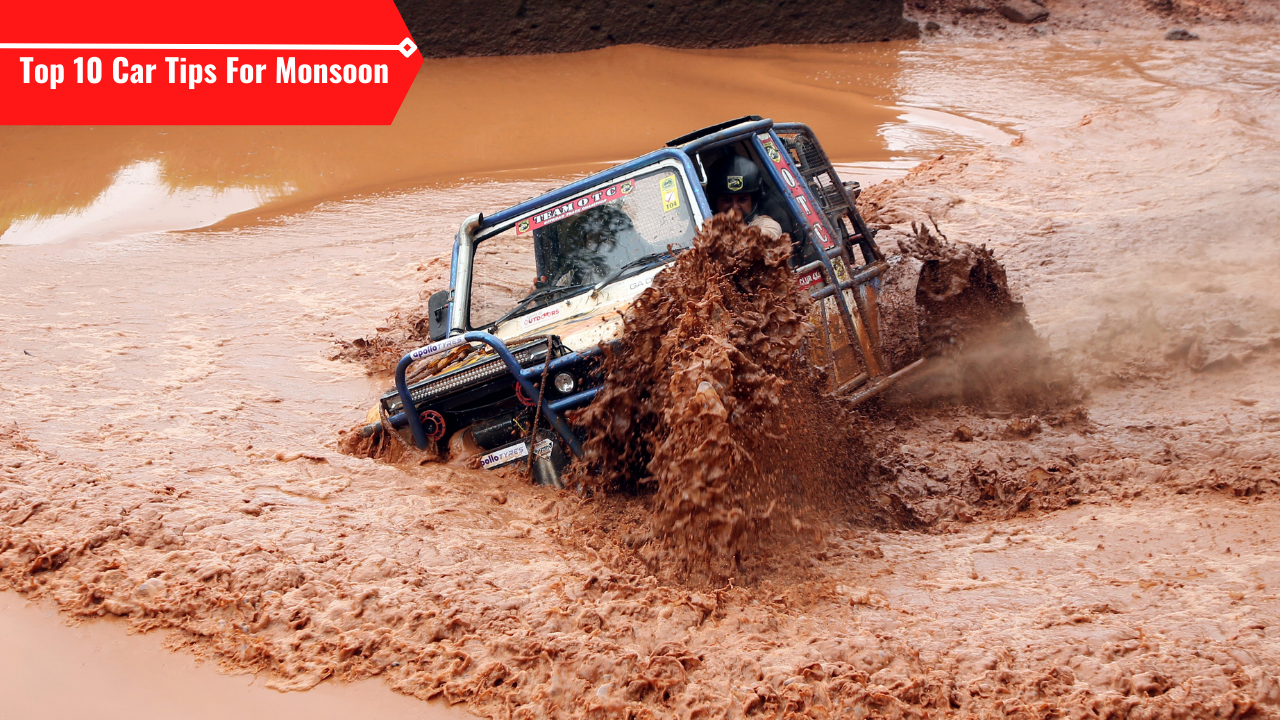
(382, 339, 550, 414)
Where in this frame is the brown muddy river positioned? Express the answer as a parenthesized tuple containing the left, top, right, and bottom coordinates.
(1, 41, 991, 245)
(3, 25, 1280, 719)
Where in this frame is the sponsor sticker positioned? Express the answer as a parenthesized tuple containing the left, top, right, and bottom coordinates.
(533, 438, 554, 460)
(758, 133, 835, 250)
(409, 335, 468, 361)
(726, 175, 744, 192)
(796, 268, 824, 291)
(480, 441, 529, 470)
(660, 174, 681, 212)
(831, 257, 850, 283)
(627, 276, 653, 292)
(516, 178, 635, 234)
(519, 305, 562, 330)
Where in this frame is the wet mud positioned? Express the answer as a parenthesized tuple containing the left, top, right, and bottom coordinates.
(570, 213, 881, 584)
(0, 591, 457, 720)
(4, 20, 1280, 720)
(398, 0, 918, 58)
(879, 218, 1079, 414)
(907, 0, 1279, 38)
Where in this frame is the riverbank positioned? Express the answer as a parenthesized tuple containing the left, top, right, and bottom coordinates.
(908, 0, 1280, 37)
(394, 0, 917, 58)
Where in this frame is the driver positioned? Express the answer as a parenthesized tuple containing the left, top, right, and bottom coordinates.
(706, 154, 782, 240)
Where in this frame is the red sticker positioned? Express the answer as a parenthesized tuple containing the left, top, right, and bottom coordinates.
(796, 268, 824, 291)
(517, 179, 634, 234)
(760, 134, 834, 250)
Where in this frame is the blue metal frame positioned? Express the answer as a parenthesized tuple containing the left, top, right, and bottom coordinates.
(747, 130, 869, 365)
(394, 332, 599, 458)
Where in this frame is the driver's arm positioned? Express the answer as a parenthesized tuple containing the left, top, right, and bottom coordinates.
(750, 214, 782, 240)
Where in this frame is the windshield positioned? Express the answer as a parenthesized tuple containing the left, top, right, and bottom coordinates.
(468, 165, 698, 329)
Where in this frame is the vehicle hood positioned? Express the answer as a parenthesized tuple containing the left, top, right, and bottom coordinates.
(494, 264, 664, 351)
(419, 264, 666, 380)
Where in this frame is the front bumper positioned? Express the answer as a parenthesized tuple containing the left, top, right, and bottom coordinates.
(381, 331, 602, 459)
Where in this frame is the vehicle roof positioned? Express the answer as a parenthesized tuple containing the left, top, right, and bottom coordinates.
(474, 116, 775, 234)
(665, 115, 764, 147)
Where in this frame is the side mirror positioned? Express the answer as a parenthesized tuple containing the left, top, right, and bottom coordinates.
(427, 290, 451, 341)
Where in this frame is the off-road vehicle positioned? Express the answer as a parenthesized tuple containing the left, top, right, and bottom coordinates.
(360, 116, 923, 486)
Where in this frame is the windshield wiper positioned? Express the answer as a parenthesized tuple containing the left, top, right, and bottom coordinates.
(591, 248, 685, 295)
(489, 283, 590, 329)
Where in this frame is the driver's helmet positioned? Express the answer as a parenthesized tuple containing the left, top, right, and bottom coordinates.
(707, 154, 764, 202)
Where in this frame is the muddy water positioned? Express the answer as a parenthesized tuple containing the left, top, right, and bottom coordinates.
(3, 24, 1280, 720)
(1, 42, 912, 245)
(0, 592, 457, 720)
(865, 26, 1280, 377)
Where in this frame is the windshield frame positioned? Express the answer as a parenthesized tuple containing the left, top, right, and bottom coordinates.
(461, 157, 705, 332)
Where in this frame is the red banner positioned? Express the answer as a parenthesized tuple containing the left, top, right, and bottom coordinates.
(1, 0, 422, 125)
(516, 178, 636, 235)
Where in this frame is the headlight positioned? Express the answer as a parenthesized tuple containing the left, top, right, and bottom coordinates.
(553, 372, 576, 394)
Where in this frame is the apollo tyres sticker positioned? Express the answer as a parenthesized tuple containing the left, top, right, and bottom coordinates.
(660, 174, 681, 212)
(480, 441, 529, 469)
(758, 134, 835, 250)
(516, 179, 635, 234)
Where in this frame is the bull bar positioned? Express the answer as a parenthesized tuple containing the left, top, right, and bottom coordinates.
(393, 332, 599, 458)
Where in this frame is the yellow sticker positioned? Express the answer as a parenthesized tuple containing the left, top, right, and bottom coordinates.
(831, 257, 850, 283)
(660, 175, 680, 212)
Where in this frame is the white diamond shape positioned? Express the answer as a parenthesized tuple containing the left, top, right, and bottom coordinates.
(398, 37, 417, 57)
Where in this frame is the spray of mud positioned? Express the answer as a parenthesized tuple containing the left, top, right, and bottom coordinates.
(570, 213, 890, 584)
(903, 219, 1078, 412)
(877, 218, 1080, 415)
(338, 209, 1068, 578)
(336, 423, 418, 464)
